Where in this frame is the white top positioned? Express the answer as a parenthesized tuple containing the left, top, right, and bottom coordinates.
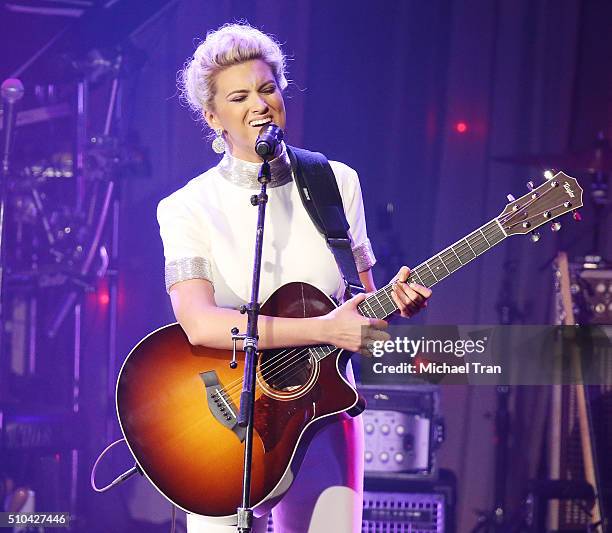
(157, 148, 375, 309)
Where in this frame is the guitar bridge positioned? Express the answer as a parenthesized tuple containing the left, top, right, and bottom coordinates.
(200, 371, 246, 442)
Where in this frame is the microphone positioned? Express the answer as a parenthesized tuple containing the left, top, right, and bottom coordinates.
(2, 78, 25, 176)
(255, 123, 283, 161)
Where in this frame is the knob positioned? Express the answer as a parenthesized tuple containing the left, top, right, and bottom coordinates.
(573, 211, 582, 221)
(550, 222, 561, 232)
(381, 424, 390, 435)
(365, 423, 374, 434)
(379, 452, 389, 463)
(394, 453, 404, 463)
(395, 425, 405, 435)
(526, 180, 534, 191)
(506, 194, 516, 202)
(530, 231, 541, 243)
(365, 451, 373, 462)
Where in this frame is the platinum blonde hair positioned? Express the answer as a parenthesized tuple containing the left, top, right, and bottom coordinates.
(179, 23, 288, 121)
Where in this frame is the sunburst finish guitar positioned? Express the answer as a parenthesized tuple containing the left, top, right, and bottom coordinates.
(116, 172, 582, 519)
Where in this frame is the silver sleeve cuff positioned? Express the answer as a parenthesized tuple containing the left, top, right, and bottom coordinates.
(352, 239, 376, 272)
(165, 257, 213, 293)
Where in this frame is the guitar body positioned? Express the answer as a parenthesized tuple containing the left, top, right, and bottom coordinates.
(116, 282, 363, 519)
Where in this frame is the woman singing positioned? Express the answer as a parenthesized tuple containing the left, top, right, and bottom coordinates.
(157, 22, 431, 533)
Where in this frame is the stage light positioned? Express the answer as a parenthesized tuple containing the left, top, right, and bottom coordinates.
(98, 291, 110, 306)
(455, 121, 468, 133)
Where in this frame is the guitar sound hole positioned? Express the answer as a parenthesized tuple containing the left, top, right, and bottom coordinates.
(259, 348, 314, 392)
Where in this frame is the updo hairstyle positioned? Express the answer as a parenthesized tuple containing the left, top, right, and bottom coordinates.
(179, 23, 288, 122)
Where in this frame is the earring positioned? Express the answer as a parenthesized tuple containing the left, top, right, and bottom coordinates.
(211, 128, 226, 154)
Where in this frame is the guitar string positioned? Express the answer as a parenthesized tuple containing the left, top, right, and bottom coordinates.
(214, 286, 400, 400)
(211, 345, 311, 399)
(222, 191, 573, 396)
(207, 189, 570, 410)
(213, 254, 468, 401)
(212, 290, 393, 398)
(220, 230, 494, 395)
(215, 282, 469, 404)
(212, 346, 313, 404)
(211, 215, 520, 402)
(211, 229, 500, 401)
(236, 285, 428, 395)
(218, 343, 332, 401)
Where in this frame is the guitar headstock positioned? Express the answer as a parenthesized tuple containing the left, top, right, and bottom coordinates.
(497, 171, 583, 236)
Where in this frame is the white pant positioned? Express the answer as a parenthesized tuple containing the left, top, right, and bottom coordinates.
(187, 414, 364, 533)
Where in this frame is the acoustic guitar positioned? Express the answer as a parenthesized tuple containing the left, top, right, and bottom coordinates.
(116, 172, 582, 519)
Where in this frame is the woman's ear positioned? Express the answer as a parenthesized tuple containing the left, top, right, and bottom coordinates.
(203, 109, 220, 131)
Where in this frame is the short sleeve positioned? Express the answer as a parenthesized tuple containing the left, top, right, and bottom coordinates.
(157, 192, 214, 293)
(329, 161, 376, 272)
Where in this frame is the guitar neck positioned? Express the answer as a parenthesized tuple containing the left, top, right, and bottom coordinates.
(357, 217, 507, 320)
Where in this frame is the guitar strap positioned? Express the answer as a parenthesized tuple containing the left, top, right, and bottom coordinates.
(286, 145, 364, 295)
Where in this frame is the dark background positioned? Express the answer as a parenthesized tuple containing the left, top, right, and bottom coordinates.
(1, 0, 611, 531)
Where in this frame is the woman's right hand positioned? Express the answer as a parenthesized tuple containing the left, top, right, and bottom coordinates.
(318, 293, 390, 355)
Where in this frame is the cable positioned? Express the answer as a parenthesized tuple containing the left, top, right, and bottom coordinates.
(90, 438, 141, 493)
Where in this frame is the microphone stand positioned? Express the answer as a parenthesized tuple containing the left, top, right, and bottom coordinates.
(471, 260, 523, 533)
(234, 157, 272, 533)
(0, 79, 24, 402)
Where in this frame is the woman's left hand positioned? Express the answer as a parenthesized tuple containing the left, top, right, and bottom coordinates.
(390, 266, 432, 318)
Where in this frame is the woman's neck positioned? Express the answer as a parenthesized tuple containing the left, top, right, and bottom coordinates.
(217, 142, 292, 189)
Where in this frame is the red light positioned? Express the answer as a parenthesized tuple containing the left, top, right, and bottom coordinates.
(98, 292, 110, 306)
(455, 122, 468, 133)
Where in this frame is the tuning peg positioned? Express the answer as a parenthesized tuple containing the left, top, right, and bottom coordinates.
(530, 231, 541, 242)
(544, 170, 554, 180)
(526, 180, 534, 191)
(507, 194, 516, 202)
(572, 211, 582, 221)
(550, 221, 562, 232)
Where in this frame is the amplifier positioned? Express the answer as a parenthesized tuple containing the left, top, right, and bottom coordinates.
(358, 384, 444, 479)
(361, 471, 456, 532)
(565, 263, 612, 324)
(265, 471, 456, 533)
(362, 491, 445, 533)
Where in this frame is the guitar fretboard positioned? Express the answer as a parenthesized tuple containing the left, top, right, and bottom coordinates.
(357, 218, 506, 320)
(308, 218, 506, 362)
